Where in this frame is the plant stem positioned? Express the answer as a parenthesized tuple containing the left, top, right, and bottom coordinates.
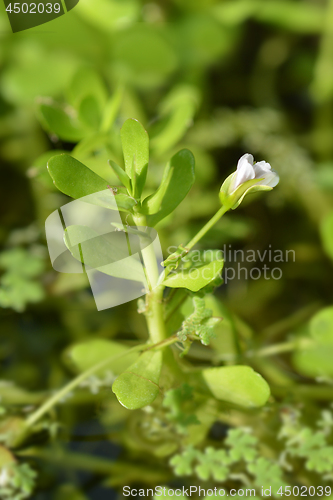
(250, 338, 312, 358)
(24, 334, 182, 429)
(18, 447, 171, 483)
(185, 205, 229, 252)
(249, 340, 299, 358)
(133, 213, 160, 291)
(133, 213, 167, 344)
(263, 301, 321, 341)
(133, 213, 183, 384)
(25, 344, 146, 429)
(272, 384, 333, 401)
(146, 334, 179, 351)
(132, 205, 229, 342)
(311, 0, 333, 160)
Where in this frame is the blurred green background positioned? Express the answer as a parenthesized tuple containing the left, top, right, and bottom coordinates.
(2, 0, 333, 498)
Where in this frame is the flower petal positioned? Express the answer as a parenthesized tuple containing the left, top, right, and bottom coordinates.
(265, 170, 279, 187)
(255, 170, 279, 187)
(253, 160, 272, 177)
(233, 154, 255, 189)
(238, 153, 254, 167)
(253, 161, 279, 187)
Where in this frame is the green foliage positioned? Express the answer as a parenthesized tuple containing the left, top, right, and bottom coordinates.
(163, 384, 200, 432)
(214, 0, 324, 33)
(163, 260, 223, 292)
(178, 296, 220, 345)
(54, 484, 89, 500)
(47, 154, 109, 199)
(280, 410, 333, 474)
(38, 67, 121, 142)
(64, 339, 139, 377)
(66, 67, 108, 112)
(112, 350, 162, 410)
(48, 154, 136, 212)
(310, 306, 333, 343)
(0, 248, 45, 312)
(320, 211, 333, 260)
(3, 0, 333, 496)
(170, 427, 284, 488)
(112, 25, 178, 88)
(121, 118, 149, 198)
(194, 447, 232, 481)
(0, 444, 15, 467)
(171, 445, 232, 481)
(224, 428, 258, 462)
(254, 1, 324, 34)
(0, 463, 37, 500)
(247, 458, 287, 492)
(150, 85, 200, 156)
(293, 307, 333, 377)
(202, 366, 271, 408)
(38, 101, 87, 142)
(108, 159, 132, 193)
(144, 149, 195, 226)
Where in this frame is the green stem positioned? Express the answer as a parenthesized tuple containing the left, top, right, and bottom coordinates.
(18, 447, 171, 483)
(25, 344, 146, 429)
(133, 213, 183, 385)
(18, 447, 123, 475)
(133, 213, 167, 344)
(272, 384, 333, 401)
(146, 334, 179, 351)
(249, 340, 299, 358)
(311, 0, 333, 160)
(24, 333, 183, 430)
(133, 213, 160, 291)
(185, 205, 229, 252)
(24, 334, 182, 430)
(251, 338, 313, 358)
(165, 289, 188, 323)
(132, 206, 229, 342)
(263, 301, 321, 341)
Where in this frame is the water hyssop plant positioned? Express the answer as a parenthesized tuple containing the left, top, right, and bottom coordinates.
(2, 117, 333, 499)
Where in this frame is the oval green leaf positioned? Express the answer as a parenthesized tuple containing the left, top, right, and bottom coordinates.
(310, 306, 333, 344)
(112, 350, 162, 409)
(162, 260, 223, 292)
(65, 339, 139, 377)
(293, 345, 333, 378)
(292, 307, 333, 378)
(146, 149, 195, 226)
(151, 84, 199, 156)
(78, 95, 102, 130)
(48, 154, 109, 199)
(108, 160, 132, 194)
(202, 365, 271, 408)
(121, 118, 149, 198)
(48, 154, 135, 212)
(39, 102, 87, 142)
(67, 67, 108, 111)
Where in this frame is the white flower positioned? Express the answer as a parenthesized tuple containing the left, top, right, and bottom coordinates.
(219, 153, 279, 210)
(232, 153, 279, 190)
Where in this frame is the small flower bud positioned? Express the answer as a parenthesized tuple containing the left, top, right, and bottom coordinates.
(219, 153, 279, 210)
